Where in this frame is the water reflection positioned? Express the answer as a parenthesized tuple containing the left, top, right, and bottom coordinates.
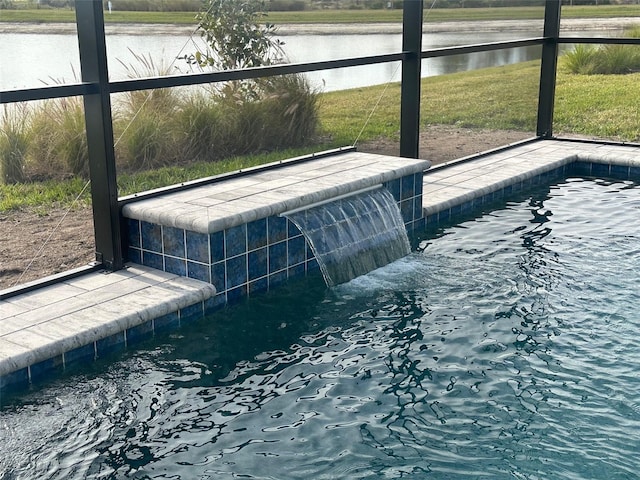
(1, 29, 601, 91)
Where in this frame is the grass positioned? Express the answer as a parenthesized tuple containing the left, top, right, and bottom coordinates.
(319, 61, 542, 146)
(0, 145, 322, 211)
(4, 56, 640, 211)
(3, 5, 640, 25)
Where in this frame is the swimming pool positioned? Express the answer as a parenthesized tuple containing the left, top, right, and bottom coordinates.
(1, 176, 639, 479)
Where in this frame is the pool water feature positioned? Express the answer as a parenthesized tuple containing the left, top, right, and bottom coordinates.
(2, 176, 639, 479)
(284, 187, 411, 286)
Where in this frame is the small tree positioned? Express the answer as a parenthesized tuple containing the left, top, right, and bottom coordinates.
(186, 0, 285, 71)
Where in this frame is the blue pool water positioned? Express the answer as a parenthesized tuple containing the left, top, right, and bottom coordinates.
(1, 177, 639, 479)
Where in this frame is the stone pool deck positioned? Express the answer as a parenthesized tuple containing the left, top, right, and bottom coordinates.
(2, 139, 640, 390)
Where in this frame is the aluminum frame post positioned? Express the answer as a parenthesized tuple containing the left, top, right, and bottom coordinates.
(536, 0, 561, 138)
(75, 0, 123, 270)
(400, 0, 424, 159)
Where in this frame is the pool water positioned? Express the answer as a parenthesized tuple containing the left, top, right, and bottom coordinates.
(2, 177, 640, 479)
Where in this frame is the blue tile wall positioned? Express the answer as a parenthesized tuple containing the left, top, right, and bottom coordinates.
(125, 172, 425, 311)
(180, 302, 204, 324)
(96, 331, 126, 358)
(610, 164, 629, 178)
(163, 226, 185, 258)
(30, 355, 63, 383)
(126, 320, 154, 345)
(0, 367, 29, 392)
(165, 256, 186, 276)
(591, 162, 610, 177)
(248, 218, 268, 250)
(384, 172, 425, 231)
(64, 343, 96, 366)
(154, 311, 180, 333)
(141, 221, 162, 253)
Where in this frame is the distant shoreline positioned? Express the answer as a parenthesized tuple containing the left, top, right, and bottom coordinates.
(1, 17, 638, 36)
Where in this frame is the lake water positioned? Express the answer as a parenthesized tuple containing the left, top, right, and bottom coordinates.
(0, 28, 612, 92)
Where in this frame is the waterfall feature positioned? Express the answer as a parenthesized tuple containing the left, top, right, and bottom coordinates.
(284, 187, 411, 286)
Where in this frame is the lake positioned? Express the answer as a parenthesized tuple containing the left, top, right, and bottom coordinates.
(0, 26, 619, 92)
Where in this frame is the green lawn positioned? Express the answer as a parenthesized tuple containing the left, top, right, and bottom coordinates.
(2, 5, 640, 25)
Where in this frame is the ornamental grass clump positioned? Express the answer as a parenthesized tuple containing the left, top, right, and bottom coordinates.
(563, 26, 640, 75)
(0, 104, 31, 185)
(114, 51, 183, 170)
(29, 96, 89, 179)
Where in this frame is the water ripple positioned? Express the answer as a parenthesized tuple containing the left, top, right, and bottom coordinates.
(2, 179, 640, 479)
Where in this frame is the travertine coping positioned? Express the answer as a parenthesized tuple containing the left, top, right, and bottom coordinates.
(0, 265, 215, 377)
(122, 152, 431, 233)
(422, 140, 640, 217)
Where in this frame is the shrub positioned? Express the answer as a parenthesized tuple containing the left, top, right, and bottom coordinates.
(174, 75, 319, 162)
(563, 27, 640, 75)
(254, 75, 319, 148)
(175, 91, 236, 162)
(114, 52, 182, 170)
(0, 104, 30, 184)
(29, 96, 88, 179)
(563, 44, 598, 74)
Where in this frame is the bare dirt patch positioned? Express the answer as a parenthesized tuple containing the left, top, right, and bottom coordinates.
(0, 126, 530, 291)
(357, 125, 532, 164)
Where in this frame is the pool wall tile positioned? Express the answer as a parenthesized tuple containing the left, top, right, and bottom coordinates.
(179, 302, 204, 324)
(268, 242, 288, 274)
(248, 247, 268, 281)
(249, 277, 269, 296)
(247, 218, 268, 251)
(165, 256, 186, 277)
(186, 231, 210, 263)
(226, 224, 247, 258)
(591, 162, 610, 177)
(64, 342, 96, 366)
(187, 261, 210, 283)
(29, 355, 64, 383)
(127, 218, 141, 248)
(288, 236, 306, 266)
(163, 226, 185, 258)
(126, 320, 154, 345)
(96, 331, 126, 358)
(210, 231, 225, 263)
(0, 367, 29, 392)
(227, 285, 247, 304)
(268, 216, 287, 243)
(128, 248, 142, 264)
(142, 251, 163, 270)
(204, 293, 227, 314)
(210, 262, 226, 293)
(610, 164, 629, 178)
(141, 221, 162, 253)
(226, 254, 248, 289)
(154, 311, 180, 333)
